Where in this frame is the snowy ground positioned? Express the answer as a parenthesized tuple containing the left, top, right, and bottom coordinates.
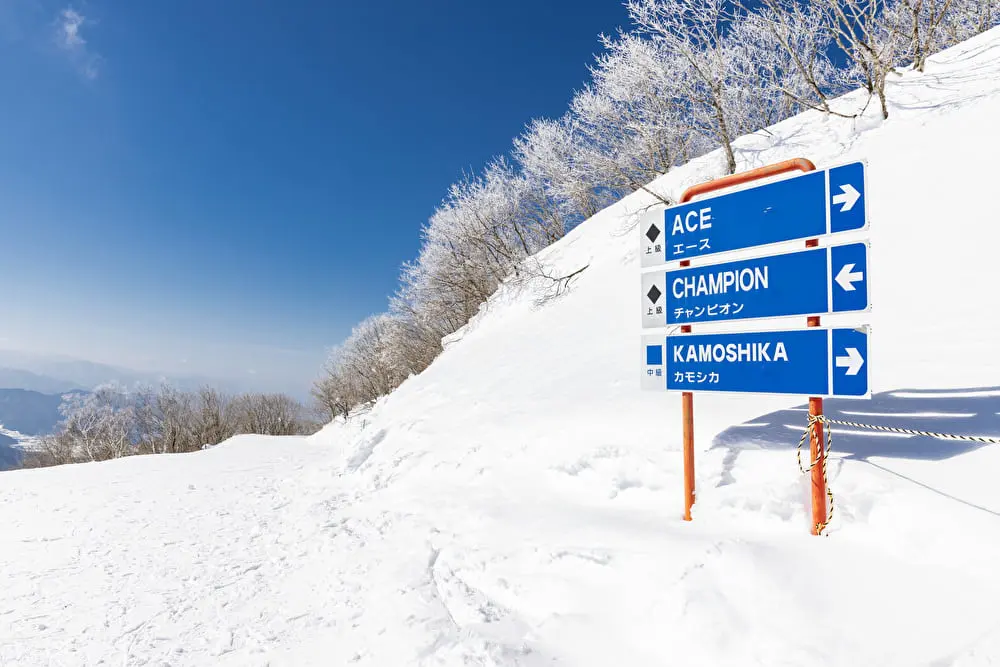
(4, 28, 1000, 667)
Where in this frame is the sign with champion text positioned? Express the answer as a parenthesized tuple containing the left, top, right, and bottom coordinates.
(641, 327, 869, 398)
(640, 242, 869, 327)
(640, 161, 867, 267)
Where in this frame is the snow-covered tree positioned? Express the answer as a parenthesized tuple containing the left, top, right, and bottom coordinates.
(232, 393, 305, 436)
(312, 313, 414, 416)
(569, 32, 707, 202)
(312, 349, 356, 420)
(884, 0, 959, 72)
(391, 158, 563, 356)
(192, 387, 237, 447)
(625, 0, 788, 173)
(57, 384, 136, 462)
(391, 256, 473, 358)
(818, 0, 906, 119)
(941, 0, 1000, 44)
(23, 383, 309, 468)
(738, 0, 851, 115)
(513, 116, 613, 224)
(133, 383, 196, 454)
(886, 0, 1000, 72)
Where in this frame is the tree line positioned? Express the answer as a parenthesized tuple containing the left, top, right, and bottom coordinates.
(312, 0, 998, 420)
(19, 384, 316, 468)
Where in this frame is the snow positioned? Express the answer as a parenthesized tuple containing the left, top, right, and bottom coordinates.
(4, 28, 1000, 666)
(0, 425, 41, 452)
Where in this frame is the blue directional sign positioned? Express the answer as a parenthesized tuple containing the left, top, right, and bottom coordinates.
(640, 161, 867, 267)
(641, 327, 869, 397)
(641, 242, 869, 327)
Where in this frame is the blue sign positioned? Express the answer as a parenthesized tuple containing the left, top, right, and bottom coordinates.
(640, 161, 867, 267)
(641, 242, 869, 327)
(641, 327, 869, 397)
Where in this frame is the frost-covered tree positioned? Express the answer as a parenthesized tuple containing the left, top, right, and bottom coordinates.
(393, 158, 562, 349)
(626, 0, 787, 173)
(884, 0, 959, 71)
(940, 0, 1000, 44)
(57, 384, 136, 462)
(437, 159, 560, 284)
(312, 313, 413, 416)
(318, 160, 569, 418)
(886, 0, 1000, 71)
(232, 393, 306, 436)
(739, 0, 851, 115)
(192, 387, 237, 447)
(569, 32, 708, 202)
(514, 116, 611, 224)
(391, 257, 471, 360)
(22, 383, 309, 468)
(312, 349, 355, 420)
(133, 383, 196, 454)
(21, 429, 78, 468)
(125, 384, 242, 454)
(818, 0, 905, 119)
(342, 314, 409, 401)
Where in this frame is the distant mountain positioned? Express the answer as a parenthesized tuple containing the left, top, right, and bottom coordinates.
(0, 368, 84, 394)
(0, 350, 161, 390)
(0, 350, 227, 394)
(0, 388, 76, 436)
(0, 349, 310, 402)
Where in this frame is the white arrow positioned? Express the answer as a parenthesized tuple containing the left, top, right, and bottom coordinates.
(835, 347, 865, 376)
(834, 262, 864, 291)
(831, 184, 861, 213)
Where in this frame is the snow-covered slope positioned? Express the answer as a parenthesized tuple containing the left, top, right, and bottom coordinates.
(4, 29, 1000, 666)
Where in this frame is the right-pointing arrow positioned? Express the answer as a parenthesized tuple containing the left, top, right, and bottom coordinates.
(835, 347, 865, 376)
(831, 184, 861, 213)
(834, 262, 864, 291)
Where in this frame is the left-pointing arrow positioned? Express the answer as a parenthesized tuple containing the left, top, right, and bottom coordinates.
(835, 347, 865, 376)
(834, 262, 864, 291)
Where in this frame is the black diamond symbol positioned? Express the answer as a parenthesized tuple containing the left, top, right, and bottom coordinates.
(645, 224, 661, 243)
(647, 285, 662, 304)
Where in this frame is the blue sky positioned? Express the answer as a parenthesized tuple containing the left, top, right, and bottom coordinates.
(0, 0, 630, 395)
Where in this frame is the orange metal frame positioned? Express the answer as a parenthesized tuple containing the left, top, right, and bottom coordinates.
(677, 158, 827, 533)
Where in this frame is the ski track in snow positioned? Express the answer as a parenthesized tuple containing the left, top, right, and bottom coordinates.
(4, 27, 1000, 667)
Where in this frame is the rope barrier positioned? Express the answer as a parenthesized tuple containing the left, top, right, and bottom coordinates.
(805, 415, 1000, 444)
(796, 415, 1000, 536)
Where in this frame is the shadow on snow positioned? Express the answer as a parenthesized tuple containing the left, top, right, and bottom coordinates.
(712, 386, 1000, 462)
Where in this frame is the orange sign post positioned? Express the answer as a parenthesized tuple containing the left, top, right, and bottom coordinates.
(675, 158, 821, 525)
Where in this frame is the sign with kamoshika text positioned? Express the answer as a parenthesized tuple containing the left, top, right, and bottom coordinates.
(641, 327, 869, 398)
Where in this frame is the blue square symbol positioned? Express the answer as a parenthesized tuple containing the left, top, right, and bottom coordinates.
(646, 344, 663, 366)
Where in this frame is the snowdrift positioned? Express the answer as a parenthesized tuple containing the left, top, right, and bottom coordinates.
(4, 28, 1000, 666)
